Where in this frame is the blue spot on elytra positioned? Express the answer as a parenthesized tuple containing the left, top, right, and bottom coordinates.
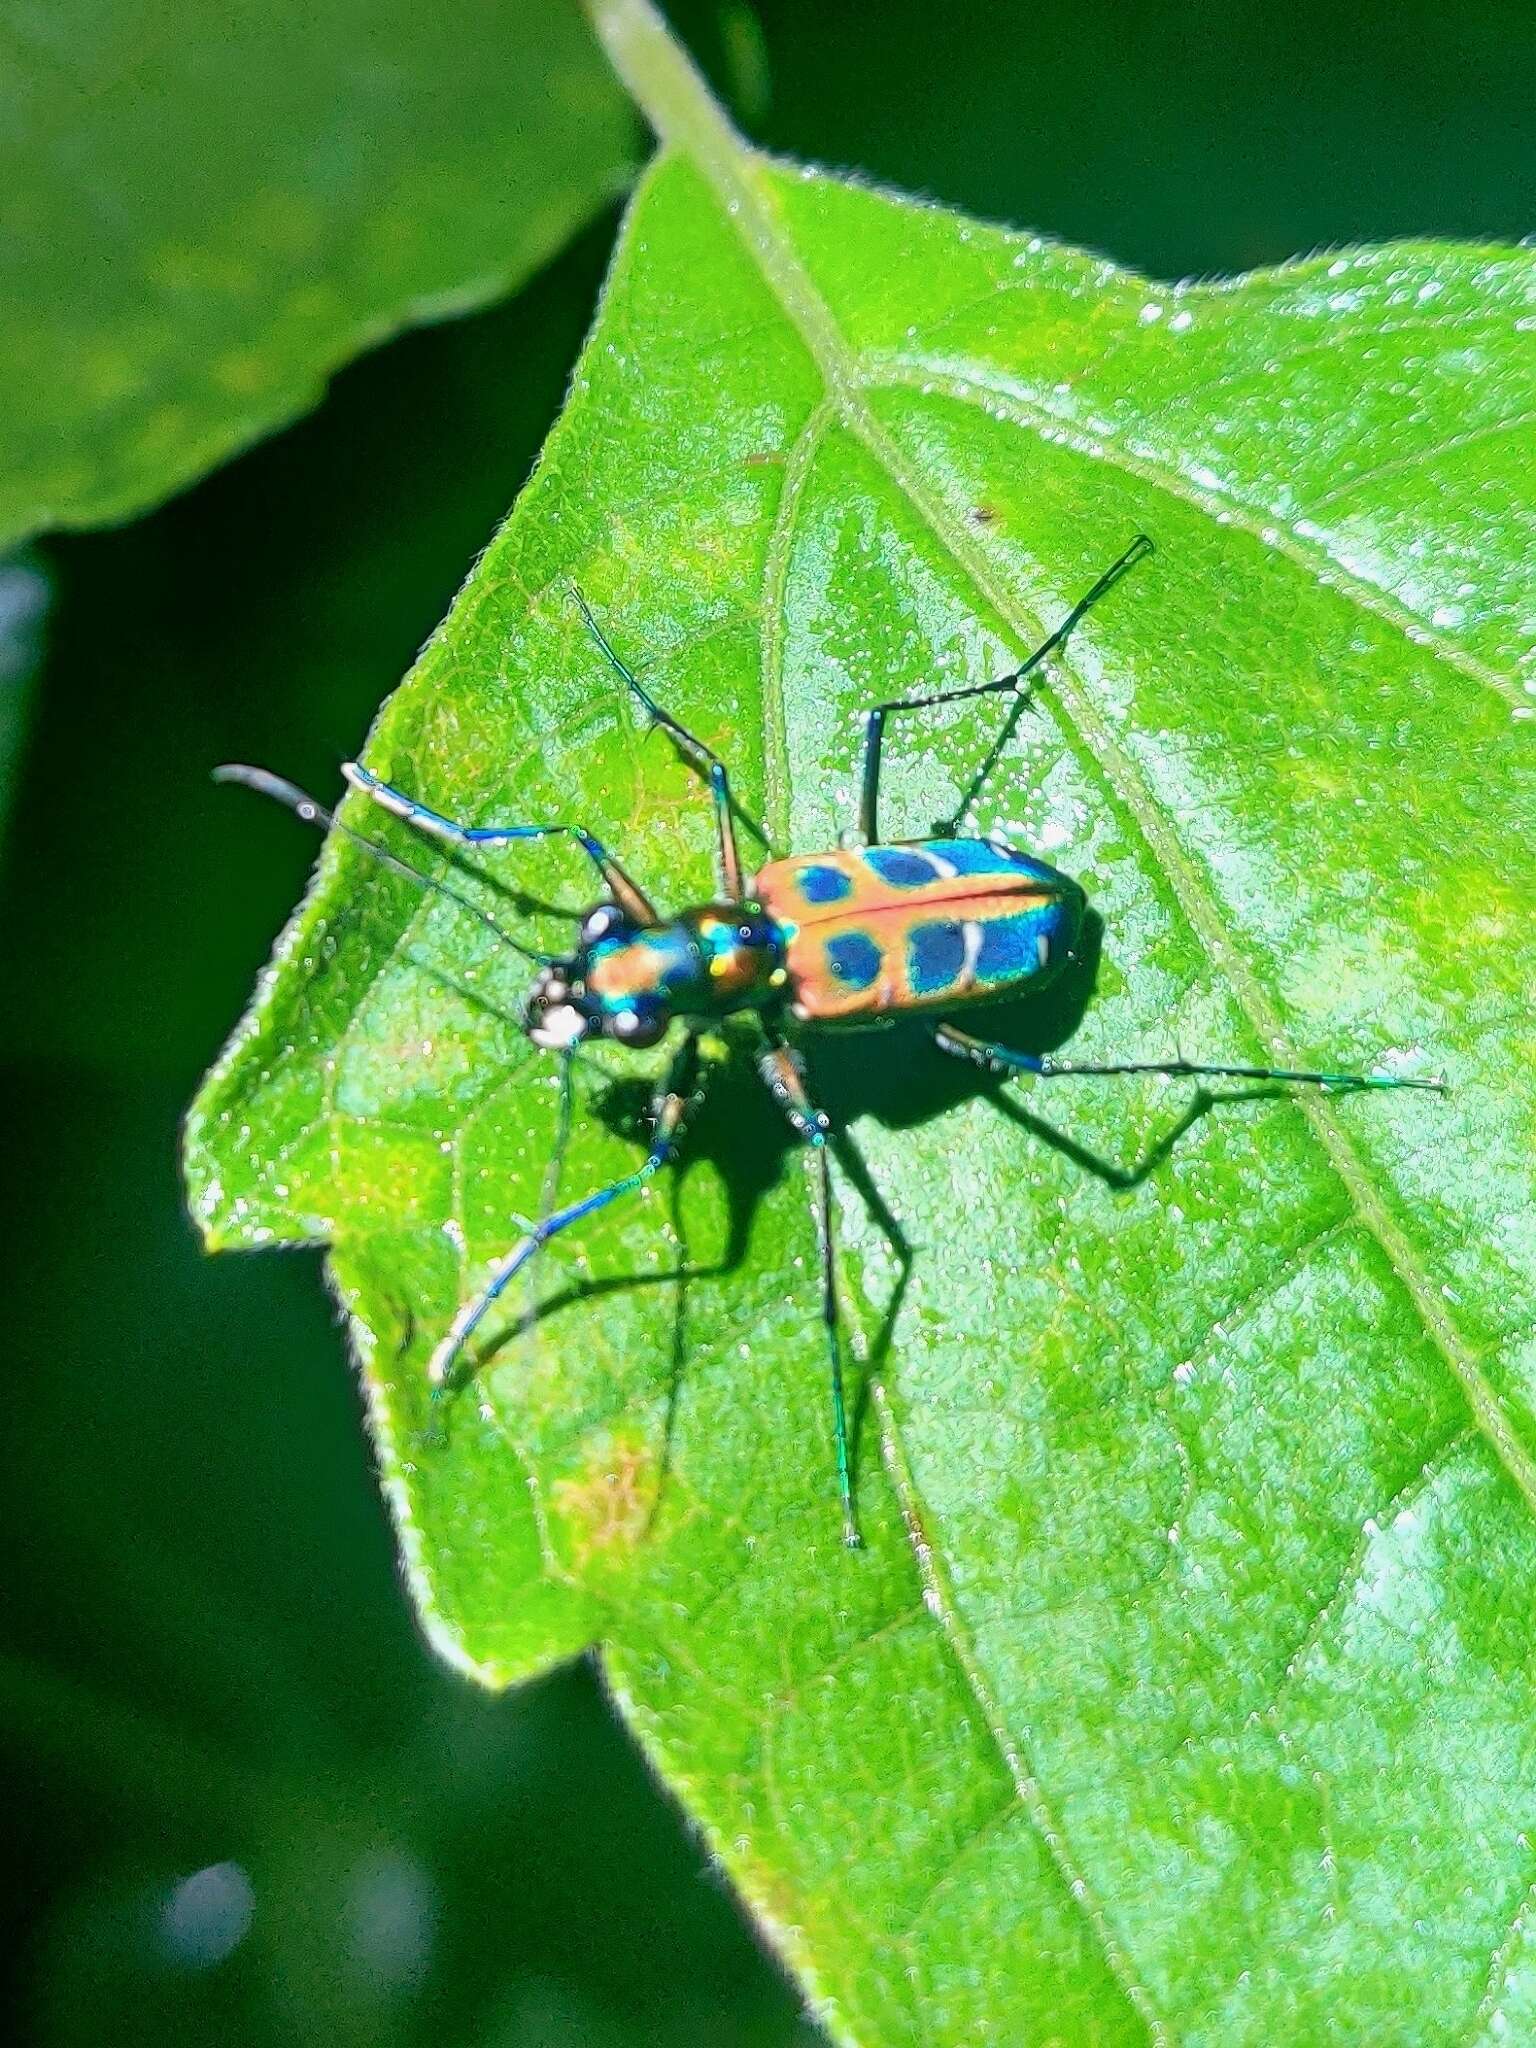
(975, 914, 1039, 983)
(908, 920, 967, 995)
(797, 863, 852, 904)
(924, 837, 1070, 886)
(865, 847, 938, 888)
(825, 932, 882, 989)
(921, 838, 1009, 876)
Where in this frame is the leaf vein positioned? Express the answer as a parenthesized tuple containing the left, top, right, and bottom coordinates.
(1467, 1859, 1536, 2048)
(1263, 1426, 1474, 1721)
(745, 321, 1162, 2031)
(1309, 406, 1536, 511)
(871, 356, 1527, 714)
(871, 1378, 1172, 2045)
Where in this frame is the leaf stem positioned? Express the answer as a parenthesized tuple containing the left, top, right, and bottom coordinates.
(584, 0, 744, 162)
(584, 0, 862, 411)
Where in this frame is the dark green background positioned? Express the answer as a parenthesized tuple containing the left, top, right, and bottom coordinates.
(4, 3, 1531, 2041)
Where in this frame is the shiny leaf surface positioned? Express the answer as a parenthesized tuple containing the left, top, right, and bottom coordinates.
(186, 4, 1536, 2040)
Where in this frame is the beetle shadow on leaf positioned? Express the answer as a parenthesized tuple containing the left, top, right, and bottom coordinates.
(478, 1058, 795, 1498)
(461, 906, 1262, 1525)
(804, 908, 1251, 1188)
(494, 905, 1229, 1354)
(804, 906, 1109, 1134)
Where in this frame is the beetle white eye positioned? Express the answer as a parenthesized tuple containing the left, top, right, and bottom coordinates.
(612, 1010, 642, 1037)
(529, 1003, 588, 1049)
(581, 904, 622, 945)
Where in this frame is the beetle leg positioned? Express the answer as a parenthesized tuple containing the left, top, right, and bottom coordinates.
(570, 589, 745, 900)
(213, 764, 558, 964)
(933, 1023, 1444, 1093)
(429, 1032, 705, 1393)
(757, 1031, 861, 1549)
(341, 761, 655, 925)
(856, 534, 1153, 842)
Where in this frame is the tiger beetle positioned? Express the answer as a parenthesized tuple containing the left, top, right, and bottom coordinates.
(219, 535, 1442, 1548)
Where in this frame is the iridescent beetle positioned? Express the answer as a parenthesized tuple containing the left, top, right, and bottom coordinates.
(221, 536, 1439, 1546)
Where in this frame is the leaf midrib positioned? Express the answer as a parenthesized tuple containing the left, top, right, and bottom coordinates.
(752, 395, 1166, 2045)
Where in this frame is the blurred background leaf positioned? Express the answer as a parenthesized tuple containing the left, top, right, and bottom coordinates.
(5, 2, 1536, 2044)
(0, 0, 634, 550)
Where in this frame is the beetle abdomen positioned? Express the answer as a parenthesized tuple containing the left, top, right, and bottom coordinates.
(754, 838, 1083, 1024)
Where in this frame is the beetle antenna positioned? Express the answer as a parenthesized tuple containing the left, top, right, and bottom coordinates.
(214, 764, 557, 965)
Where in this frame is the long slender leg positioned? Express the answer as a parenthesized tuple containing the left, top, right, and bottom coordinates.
(430, 1032, 705, 1390)
(857, 534, 1154, 842)
(934, 1022, 1445, 1093)
(213, 764, 554, 964)
(342, 760, 656, 926)
(570, 589, 745, 899)
(757, 1031, 861, 1548)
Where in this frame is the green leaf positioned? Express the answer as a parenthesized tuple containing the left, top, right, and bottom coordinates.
(1, 0, 633, 550)
(186, 2, 1536, 2040)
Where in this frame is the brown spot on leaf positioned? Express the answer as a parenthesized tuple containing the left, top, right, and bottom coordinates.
(969, 502, 1000, 527)
(553, 1431, 657, 1562)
